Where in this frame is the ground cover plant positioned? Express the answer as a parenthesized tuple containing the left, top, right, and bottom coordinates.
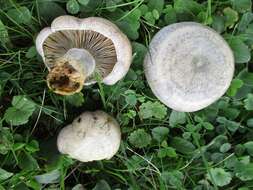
(0, 0, 253, 189)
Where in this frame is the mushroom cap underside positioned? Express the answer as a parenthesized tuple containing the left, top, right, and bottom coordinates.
(36, 16, 132, 85)
(144, 22, 234, 112)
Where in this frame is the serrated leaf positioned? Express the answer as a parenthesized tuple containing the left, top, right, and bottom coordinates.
(7, 6, 32, 24)
(169, 111, 186, 127)
(158, 147, 177, 158)
(4, 95, 36, 126)
(152, 127, 169, 142)
(228, 37, 251, 64)
(161, 170, 184, 188)
(0, 168, 13, 181)
(207, 168, 232, 187)
(235, 162, 253, 181)
(139, 101, 167, 120)
(129, 129, 151, 148)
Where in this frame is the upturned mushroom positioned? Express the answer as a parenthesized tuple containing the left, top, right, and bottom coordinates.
(36, 16, 132, 95)
(144, 22, 234, 112)
(57, 111, 121, 162)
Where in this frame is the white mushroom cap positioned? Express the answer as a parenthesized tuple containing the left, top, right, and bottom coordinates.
(57, 111, 121, 162)
(36, 15, 132, 86)
(144, 22, 234, 112)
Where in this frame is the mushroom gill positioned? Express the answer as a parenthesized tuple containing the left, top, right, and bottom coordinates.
(43, 30, 117, 80)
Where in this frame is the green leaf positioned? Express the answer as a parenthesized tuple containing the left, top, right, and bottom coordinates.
(238, 12, 253, 32)
(78, 0, 90, 5)
(169, 111, 186, 127)
(223, 7, 239, 28)
(161, 170, 184, 188)
(163, 5, 177, 25)
(220, 143, 231, 153)
(231, 0, 252, 13)
(38, 2, 66, 23)
(4, 95, 36, 126)
(129, 129, 151, 148)
(0, 168, 13, 182)
(18, 152, 39, 171)
(139, 101, 167, 119)
(132, 42, 148, 68)
(244, 141, 253, 156)
(202, 122, 214, 130)
(7, 6, 32, 24)
(152, 127, 169, 142)
(244, 94, 253, 110)
(174, 0, 204, 15)
(0, 19, 9, 46)
(207, 168, 232, 187)
(125, 94, 137, 106)
(67, 0, 80, 14)
(247, 118, 253, 127)
(65, 92, 85, 107)
(228, 37, 251, 63)
(72, 184, 85, 190)
(235, 162, 253, 181)
(92, 180, 111, 190)
(147, 0, 164, 13)
(25, 140, 39, 153)
(26, 46, 37, 59)
(35, 169, 60, 184)
(227, 79, 244, 96)
(158, 147, 177, 158)
(170, 137, 195, 154)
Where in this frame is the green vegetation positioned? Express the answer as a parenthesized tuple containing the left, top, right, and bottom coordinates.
(0, 0, 253, 189)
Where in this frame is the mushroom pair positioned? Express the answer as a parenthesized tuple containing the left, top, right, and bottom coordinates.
(36, 16, 234, 162)
(36, 16, 131, 162)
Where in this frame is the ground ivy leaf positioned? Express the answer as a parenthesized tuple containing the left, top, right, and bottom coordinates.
(238, 12, 253, 32)
(169, 111, 186, 127)
(235, 162, 253, 181)
(228, 37, 251, 64)
(247, 118, 253, 127)
(7, 6, 32, 24)
(207, 168, 232, 187)
(170, 137, 195, 154)
(78, 0, 90, 5)
(158, 147, 177, 158)
(161, 170, 184, 188)
(4, 95, 36, 126)
(92, 180, 111, 190)
(0, 168, 13, 181)
(220, 143, 231, 153)
(244, 94, 253, 110)
(139, 101, 167, 119)
(147, 0, 164, 14)
(129, 129, 151, 148)
(152, 127, 169, 142)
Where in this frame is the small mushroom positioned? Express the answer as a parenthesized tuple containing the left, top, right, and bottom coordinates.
(57, 111, 121, 162)
(144, 22, 234, 112)
(36, 16, 132, 95)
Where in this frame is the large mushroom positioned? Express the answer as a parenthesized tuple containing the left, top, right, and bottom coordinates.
(36, 16, 132, 95)
(144, 22, 234, 112)
(57, 111, 121, 162)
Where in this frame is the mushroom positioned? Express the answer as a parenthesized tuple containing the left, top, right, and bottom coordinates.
(57, 111, 121, 162)
(36, 16, 132, 95)
(144, 22, 234, 112)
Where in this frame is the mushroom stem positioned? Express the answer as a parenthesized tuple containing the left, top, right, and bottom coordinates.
(47, 48, 96, 95)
